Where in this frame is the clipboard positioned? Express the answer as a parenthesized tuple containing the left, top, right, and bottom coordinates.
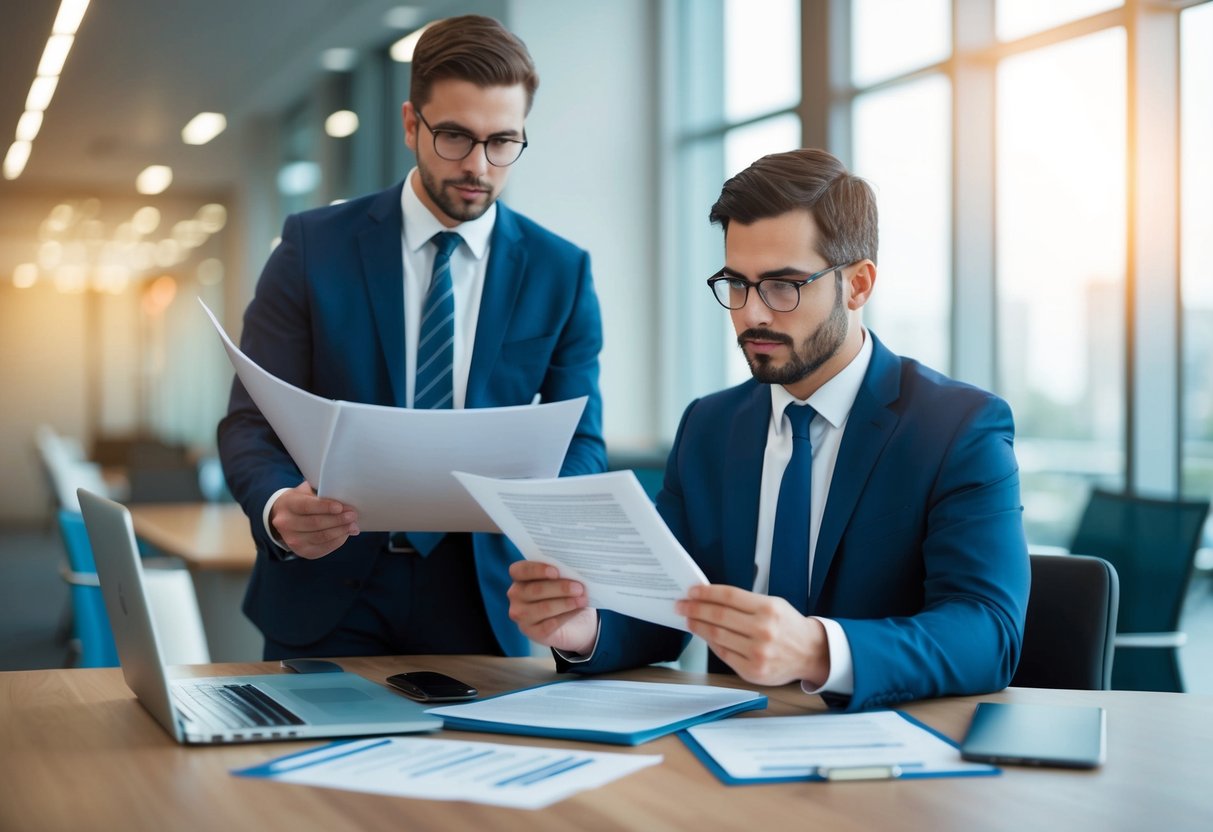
(679, 711, 1000, 784)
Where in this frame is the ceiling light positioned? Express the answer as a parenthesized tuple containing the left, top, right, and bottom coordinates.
(384, 6, 425, 30)
(321, 48, 358, 72)
(277, 161, 321, 196)
(13, 263, 39, 289)
(3, 141, 32, 180)
(26, 76, 59, 111)
(53, 0, 91, 35)
(181, 112, 226, 145)
(325, 110, 359, 138)
(390, 23, 434, 63)
(38, 34, 75, 77)
(136, 165, 173, 195)
(196, 203, 227, 233)
(132, 206, 161, 235)
(16, 111, 44, 142)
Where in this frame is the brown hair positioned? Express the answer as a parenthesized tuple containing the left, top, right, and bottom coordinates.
(709, 148, 879, 265)
(409, 15, 539, 113)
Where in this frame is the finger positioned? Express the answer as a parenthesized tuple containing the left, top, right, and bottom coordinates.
(687, 582, 764, 611)
(508, 560, 560, 581)
(509, 592, 588, 626)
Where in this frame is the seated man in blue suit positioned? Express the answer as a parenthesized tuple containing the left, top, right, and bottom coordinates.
(509, 148, 1028, 711)
(218, 15, 605, 660)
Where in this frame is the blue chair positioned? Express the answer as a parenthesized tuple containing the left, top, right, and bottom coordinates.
(57, 509, 119, 668)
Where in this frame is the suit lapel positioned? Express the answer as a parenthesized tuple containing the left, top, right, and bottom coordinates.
(466, 203, 526, 407)
(721, 383, 770, 590)
(358, 184, 408, 406)
(809, 335, 902, 610)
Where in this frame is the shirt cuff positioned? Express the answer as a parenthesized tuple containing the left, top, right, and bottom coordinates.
(800, 616, 854, 696)
(552, 617, 602, 664)
(263, 487, 297, 559)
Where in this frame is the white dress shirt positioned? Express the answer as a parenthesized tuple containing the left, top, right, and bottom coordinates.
(756, 328, 873, 696)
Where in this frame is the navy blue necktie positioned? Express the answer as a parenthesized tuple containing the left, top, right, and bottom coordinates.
(769, 402, 816, 615)
(408, 231, 461, 556)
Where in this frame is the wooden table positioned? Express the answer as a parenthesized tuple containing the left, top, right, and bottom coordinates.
(128, 502, 261, 662)
(1, 657, 1209, 832)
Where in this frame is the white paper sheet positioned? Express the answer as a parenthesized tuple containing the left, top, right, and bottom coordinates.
(234, 736, 661, 810)
(200, 299, 586, 532)
(452, 470, 708, 630)
(685, 712, 997, 781)
(427, 680, 762, 735)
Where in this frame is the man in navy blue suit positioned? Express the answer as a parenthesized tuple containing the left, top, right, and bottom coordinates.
(509, 148, 1028, 711)
(219, 16, 605, 660)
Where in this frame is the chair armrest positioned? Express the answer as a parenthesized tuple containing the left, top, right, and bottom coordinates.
(1114, 632, 1187, 649)
(58, 565, 100, 587)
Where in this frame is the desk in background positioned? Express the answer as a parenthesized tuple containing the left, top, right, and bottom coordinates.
(128, 502, 261, 662)
(1, 657, 1209, 832)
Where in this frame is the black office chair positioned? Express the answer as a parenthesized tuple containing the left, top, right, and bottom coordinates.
(1012, 553, 1119, 691)
(1068, 488, 1210, 692)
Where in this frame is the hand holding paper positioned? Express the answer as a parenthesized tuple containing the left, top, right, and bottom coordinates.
(455, 470, 707, 631)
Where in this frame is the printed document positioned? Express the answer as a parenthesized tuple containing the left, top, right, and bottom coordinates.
(453, 470, 707, 630)
(200, 299, 585, 532)
(683, 711, 997, 783)
(233, 736, 661, 810)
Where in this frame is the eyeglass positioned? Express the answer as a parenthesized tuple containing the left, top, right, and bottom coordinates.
(415, 110, 528, 167)
(707, 263, 848, 312)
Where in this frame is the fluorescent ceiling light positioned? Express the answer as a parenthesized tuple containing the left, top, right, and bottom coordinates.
(181, 112, 226, 145)
(16, 111, 44, 142)
(321, 48, 358, 72)
(26, 76, 59, 112)
(3, 141, 32, 180)
(390, 22, 434, 63)
(53, 0, 91, 35)
(325, 110, 359, 138)
(38, 34, 75, 77)
(136, 165, 173, 195)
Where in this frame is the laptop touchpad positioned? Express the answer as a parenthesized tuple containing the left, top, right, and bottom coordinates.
(293, 687, 374, 704)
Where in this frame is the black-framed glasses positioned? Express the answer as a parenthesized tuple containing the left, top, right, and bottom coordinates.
(415, 110, 528, 167)
(707, 263, 848, 312)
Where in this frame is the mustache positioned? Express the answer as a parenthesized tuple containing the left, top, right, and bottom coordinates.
(737, 328, 793, 348)
(445, 175, 492, 190)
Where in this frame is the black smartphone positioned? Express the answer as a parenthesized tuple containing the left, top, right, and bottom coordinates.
(385, 671, 478, 702)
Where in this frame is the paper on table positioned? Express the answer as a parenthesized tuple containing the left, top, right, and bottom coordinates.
(453, 470, 707, 630)
(683, 711, 998, 783)
(233, 736, 661, 810)
(427, 679, 763, 740)
(200, 299, 586, 532)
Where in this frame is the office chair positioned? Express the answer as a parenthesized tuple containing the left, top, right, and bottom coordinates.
(57, 509, 120, 668)
(1068, 488, 1210, 692)
(1011, 553, 1119, 690)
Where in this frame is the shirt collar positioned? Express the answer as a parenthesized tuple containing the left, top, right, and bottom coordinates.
(770, 327, 874, 435)
(400, 167, 496, 260)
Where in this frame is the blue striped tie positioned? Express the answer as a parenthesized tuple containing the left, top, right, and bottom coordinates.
(408, 231, 461, 556)
(769, 402, 816, 615)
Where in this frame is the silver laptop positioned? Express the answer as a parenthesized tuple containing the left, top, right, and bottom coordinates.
(77, 488, 442, 745)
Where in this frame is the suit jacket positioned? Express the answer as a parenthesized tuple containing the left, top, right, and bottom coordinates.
(218, 182, 606, 654)
(560, 333, 1028, 711)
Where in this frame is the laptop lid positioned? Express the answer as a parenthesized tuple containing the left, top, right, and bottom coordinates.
(76, 488, 442, 744)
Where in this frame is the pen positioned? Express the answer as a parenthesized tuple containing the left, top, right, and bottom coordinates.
(819, 764, 903, 782)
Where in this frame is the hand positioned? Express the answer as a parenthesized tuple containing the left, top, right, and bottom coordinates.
(269, 481, 359, 559)
(507, 561, 599, 655)
(676, 584, 829, 687)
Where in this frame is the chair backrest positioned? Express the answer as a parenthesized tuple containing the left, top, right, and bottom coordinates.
(1068, 489, 1209, 635)
(1012, 553, 1119, 690)
(57, 509, 120, 667)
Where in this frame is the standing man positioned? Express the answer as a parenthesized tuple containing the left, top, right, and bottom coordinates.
(508, 148, 1028, 712)
(219, 15, 605, 660)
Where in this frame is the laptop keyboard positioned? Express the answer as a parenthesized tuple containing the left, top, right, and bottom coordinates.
(174, 683, 306, 731)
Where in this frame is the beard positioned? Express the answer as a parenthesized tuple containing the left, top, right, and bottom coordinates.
(738, 278, 848, 387)
(417, 162, 496, 223)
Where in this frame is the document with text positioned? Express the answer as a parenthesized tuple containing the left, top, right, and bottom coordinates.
(681, 711, 998, 784)
(233, 736, 661, 810)
(453, 470, 708, 630)
(428, 679, 766, 745)
(200, 299, 586, 532)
